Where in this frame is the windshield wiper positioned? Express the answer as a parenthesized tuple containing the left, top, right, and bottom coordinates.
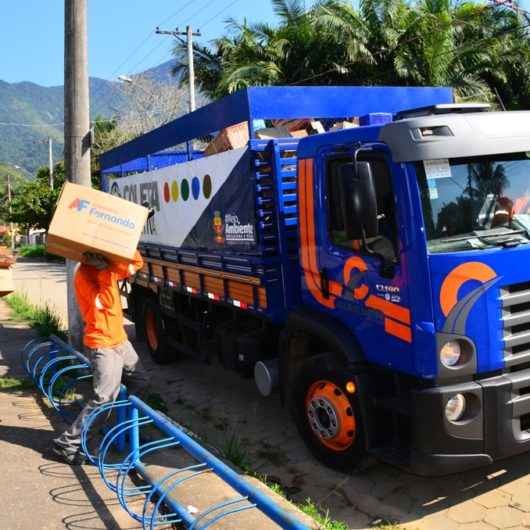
(441, 228, 526, 244)
(480, 236, 523, 248)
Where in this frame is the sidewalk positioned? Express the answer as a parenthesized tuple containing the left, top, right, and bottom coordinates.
(0, 301, 139, 530)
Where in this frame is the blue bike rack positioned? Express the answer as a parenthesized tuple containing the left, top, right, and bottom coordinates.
(21, 335, 310, 529)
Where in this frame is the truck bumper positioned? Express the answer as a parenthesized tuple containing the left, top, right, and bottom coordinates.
(409, 368, 530, 476)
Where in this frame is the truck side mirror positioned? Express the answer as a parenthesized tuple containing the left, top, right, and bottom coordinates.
(337, 163, 358, 239)
(353, 161, 378, 240)
(337, 161, 378, 240)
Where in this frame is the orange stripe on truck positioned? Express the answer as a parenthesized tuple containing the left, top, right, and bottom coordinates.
(365, 294, 411, 325)
(384, 318, 412, 343)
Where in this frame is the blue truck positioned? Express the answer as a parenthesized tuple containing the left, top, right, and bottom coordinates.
(100, 86, 530, 475)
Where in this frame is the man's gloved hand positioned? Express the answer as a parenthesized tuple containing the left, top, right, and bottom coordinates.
(82, 252, 108, 270)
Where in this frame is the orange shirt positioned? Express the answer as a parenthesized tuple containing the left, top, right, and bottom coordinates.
(75, 251, 143, 349)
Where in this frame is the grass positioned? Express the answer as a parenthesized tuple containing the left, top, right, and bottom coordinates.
(0, 376, 33, 392)
(18, 244, 47, 258)
(260, 480, 351, 530)
(18, 244, 63, 261)
(299, 499, 350, 530)
(144, 392, 169, 414)
(221, 432, 251, 472)
(257, 475, 403, 530)
(5, 292, 67, 340)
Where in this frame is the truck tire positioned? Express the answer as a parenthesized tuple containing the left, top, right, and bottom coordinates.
(143, 298, 173, 364)
(292, 358, 364, 470)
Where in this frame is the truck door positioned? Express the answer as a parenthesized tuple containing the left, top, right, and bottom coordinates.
(315, 146, 413, 371)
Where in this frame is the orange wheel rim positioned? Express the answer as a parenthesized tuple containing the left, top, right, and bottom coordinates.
(305, 380, 356, 452)
(145, 308, 158, 350)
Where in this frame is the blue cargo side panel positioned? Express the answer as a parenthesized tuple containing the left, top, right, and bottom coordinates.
(108, 147, 258, 254)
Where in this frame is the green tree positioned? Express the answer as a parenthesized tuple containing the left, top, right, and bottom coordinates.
(2, 179, 61, 231)
(0, 164, 26, 224)
(173, 0, 530, 108)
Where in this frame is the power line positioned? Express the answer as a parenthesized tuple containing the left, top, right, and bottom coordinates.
(181, 0, 219, 26)
(125, 0, 207, 76)
(90, 0, 201, 125)
(0, 121, 64, 127)
(200, 0, 244, 29)
(106, 0, 198, 80)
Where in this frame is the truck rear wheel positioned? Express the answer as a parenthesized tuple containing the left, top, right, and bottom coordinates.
(292, 359, 364, 470)
(143, 298, 173, 364)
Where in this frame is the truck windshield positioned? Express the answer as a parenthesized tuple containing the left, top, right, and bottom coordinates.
(417, 153, 530, 253)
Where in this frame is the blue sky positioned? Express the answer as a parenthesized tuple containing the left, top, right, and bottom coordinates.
(1, 0, 528, 87)
(1, 0, 317, 87)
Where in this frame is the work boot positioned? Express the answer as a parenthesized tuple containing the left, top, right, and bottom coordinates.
(51, 441, 86, 465)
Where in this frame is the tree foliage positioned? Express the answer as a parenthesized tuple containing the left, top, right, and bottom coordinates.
(1, 118, 121, 231)
(4, 170, 62, 231)
(173, 0, 530, 107)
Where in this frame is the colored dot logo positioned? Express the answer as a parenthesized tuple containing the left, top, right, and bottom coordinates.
(192, 177, 200, 200)
(181, 179, 190, 201)
(171, 181, 179, 201)
(162, 175, 213, 203)
(203, 174, 212, 199)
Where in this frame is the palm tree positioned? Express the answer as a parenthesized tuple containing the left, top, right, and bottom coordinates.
(172, 0, 530, 108)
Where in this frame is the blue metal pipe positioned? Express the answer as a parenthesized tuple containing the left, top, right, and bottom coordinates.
(115, 437, 179, 522)
(49, 335, 90, 365)
(136, 462, 205, 528)
(130, 405, 140, 464)
(129, 396, 310, 530)
(116, 387, 128, 452)
(22, 340, 53, 377)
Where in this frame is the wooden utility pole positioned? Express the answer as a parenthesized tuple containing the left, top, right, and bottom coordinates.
(48, 138, 54, 189)
(64, 0, 91, 348)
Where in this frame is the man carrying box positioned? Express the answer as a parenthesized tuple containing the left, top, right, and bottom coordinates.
(52, 250, 149, 464)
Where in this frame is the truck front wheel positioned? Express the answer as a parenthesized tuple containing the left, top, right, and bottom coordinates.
(143, 299, 173, 364)
(293, 360, 364, 470)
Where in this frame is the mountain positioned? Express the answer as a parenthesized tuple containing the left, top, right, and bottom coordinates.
(0, 60, 176, 174)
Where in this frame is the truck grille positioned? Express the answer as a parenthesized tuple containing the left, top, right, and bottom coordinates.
(501, 281, 530, 369)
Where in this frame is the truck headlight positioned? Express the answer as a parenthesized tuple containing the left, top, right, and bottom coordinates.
(440, 340, 462, 367)
(445, 393, 466, 422)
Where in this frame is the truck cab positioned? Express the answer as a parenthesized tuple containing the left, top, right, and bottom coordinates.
(100, 87, 530, 476)
(296, 104, 530, 474)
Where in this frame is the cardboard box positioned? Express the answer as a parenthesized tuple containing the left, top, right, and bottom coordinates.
(289, 129, 309, 138)
(46, 182, 148, 263)
(255, 126, 291, 139)
(271, 119, 310, 132)
(204, 121, 250, 155)
(0, 268, 14, 298)
(330, 119, 359, 131)
(268, 118, 326, 136)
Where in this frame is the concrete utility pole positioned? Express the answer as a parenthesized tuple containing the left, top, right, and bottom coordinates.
(64, 0, 91, 349)
(156, 26, 201, 112)
(48, 138, 54, 189)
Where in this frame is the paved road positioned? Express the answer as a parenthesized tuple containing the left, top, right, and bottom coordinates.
(12, 259, 530, 530)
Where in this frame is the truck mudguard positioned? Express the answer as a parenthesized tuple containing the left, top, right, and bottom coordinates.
(285, 308, 365, 365)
